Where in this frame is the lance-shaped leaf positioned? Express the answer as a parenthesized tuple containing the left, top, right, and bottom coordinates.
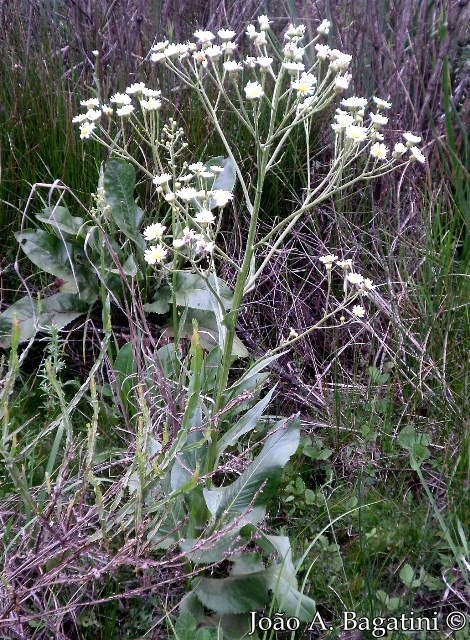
(216, 385, 277, 459)
(203, 415, 300, 521)
(102, 158, 145, 248)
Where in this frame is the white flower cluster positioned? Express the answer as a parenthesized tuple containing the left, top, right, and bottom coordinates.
(330, 96, 425, 163)
(142, 159, 234, 264)
(319, 254, 375, 319)
(143, 220, 216, 265)
(72, 84, 163, 138)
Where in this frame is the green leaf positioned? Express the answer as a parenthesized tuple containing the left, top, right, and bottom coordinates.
(203, 415, 300, 521)
(173, 272, 233, 312)
(102, 158, 145, 248)
(193, 573, 271, 614)
(15, 229, 97, 300)
(367, 366, 390, 384)
(174, 611, 198, 640)
(266, 564, 316, 621)
(121, 254, 138, 276)
(397, 426, 431, 450)
(399, 563, 416, 588)
(0, 293, 90, 347)
(192, 563, 315, 621)
(113, 342, 137, 419)
(36, 205, 85, 236)
(143, 286, 172, 315)
(216, 385, 277, 459)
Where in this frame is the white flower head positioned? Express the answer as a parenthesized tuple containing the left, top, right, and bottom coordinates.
(393, 142, 407, 156)
(165, 43, 189, 58)
(329, 49, 352, 71)
(223, 60, 242, 73)
(110, 92, 132, 106)
(205, 44, 222, 59)
(256, 56, 273, 70)
(211, 190, 233, 207)
(194, 209, 216, 225)
(345, 125, 368, 142)
(315, 43, 330, 60)
(254, 32, 268, 47)
(333, 112, 354, 130)
(194, 30, 216, 45)
(335, 74, 352, 91)
(283, 42, 304, 61)
(221, 41, 237, 55)
(144, 244, 168, 265)
(352, 305, 366, 318)
(176, 186, 198, 201)
(141, 98, 162, 111)
(173, 238, 186, 249)
(337, 259, 353, 270)
(188, 162, 205, 173)
(142, 88, 161, 98)
(409, 146, 425, 163)
(282, 61, 305, 74)
(403, 131, 422, 146)
(246, 24, 258, 40)
(347, 272, 364, 286)
(116, 104, 135, 116)
(370, 142, 388, 160)
(151, 40, 169, 53)
(144, 222, 166, 241)
(341, 96, 368, 110)
(72, 113, 89, 123)
(79, 121, 96, 139)
(292, 72, 317, 96)
(258, 15, 271, 31)
(319, 254, 338, 269)
(370, 113, 388, 127)
(373, 96, 392, 110)
(317, 19, 331, 35)
(371, 131, 385, 142)
(80, 97, 100, 108)
(218, 28, 236, 41)
(151, 52, 165, 62)
(155, 172, 173, 186)
(84, 109, 102, 122)
(244, 80, 264, 100)
(126, 82, 146, 94)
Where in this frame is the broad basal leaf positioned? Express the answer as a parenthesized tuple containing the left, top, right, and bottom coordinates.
(36, 205, 85, 236)
(0, 293, 90, 347)
(15, 229, 98, 300)
(173, 272, 233, 312)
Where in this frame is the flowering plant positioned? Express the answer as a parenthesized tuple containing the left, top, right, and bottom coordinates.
(0, 14, 425, 635)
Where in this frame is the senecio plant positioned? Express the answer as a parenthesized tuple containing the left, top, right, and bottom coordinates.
(71, 15, 424, 400)
(2, 14, 425, 639)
